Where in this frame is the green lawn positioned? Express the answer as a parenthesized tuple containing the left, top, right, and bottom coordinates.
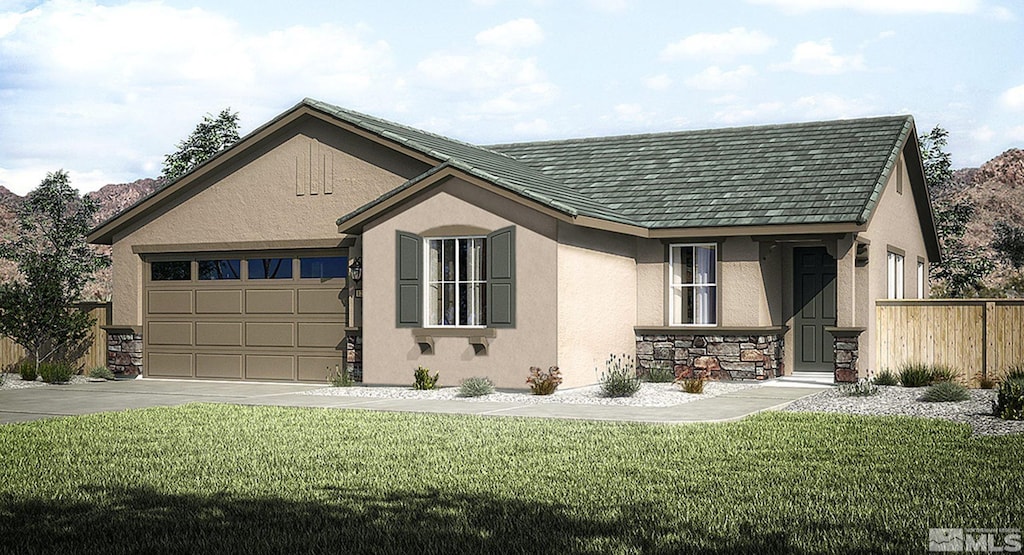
(0, 405, 1020, 554)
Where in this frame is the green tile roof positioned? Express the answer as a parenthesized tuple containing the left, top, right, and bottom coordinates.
(313, 99, 913, 231)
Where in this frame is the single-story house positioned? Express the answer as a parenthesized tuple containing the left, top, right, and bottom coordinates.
(88, 98, 940, 387)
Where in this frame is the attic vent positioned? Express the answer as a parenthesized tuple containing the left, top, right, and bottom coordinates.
(296, 139, 335, 196)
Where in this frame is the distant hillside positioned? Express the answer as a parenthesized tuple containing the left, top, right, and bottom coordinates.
(944, 148, 1024, 292)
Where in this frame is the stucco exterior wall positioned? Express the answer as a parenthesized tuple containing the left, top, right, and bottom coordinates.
(859, 151, 931, 374)
(109, 116, 426, 326)
(556, 222, 637, 388)
(360, 178, 559, 389)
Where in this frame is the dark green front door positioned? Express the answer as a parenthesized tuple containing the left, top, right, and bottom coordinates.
(793, 247, 837, 372)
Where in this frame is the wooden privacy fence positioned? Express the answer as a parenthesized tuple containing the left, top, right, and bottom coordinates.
(876, 299, 1024, 381)
(0, 302, 111, 371)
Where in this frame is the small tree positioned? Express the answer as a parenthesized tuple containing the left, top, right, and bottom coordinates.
(161, 108, 241, 181)
(0, 171, 109, 367)
(920, 125, 993, 297)
(992, 221, 1024, 269)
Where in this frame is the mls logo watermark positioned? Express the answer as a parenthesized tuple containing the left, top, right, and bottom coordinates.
(930, 528, 1022, 552)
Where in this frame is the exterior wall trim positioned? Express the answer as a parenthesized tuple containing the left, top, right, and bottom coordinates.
(132, 238, 354, 254)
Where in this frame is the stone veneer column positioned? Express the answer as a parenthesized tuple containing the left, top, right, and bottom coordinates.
(826, 327, 865, 383)
(345, 332, 363, 382)
(106, 328, 143, 377)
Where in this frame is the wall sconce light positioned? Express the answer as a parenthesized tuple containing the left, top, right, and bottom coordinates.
(349, 257, 363, 282)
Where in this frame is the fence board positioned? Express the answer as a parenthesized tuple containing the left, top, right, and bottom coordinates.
(0, 303, 110, 372)
(876, 299, 1024, 383)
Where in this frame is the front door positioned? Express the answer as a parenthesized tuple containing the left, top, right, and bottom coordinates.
(793, 247, 837, 372)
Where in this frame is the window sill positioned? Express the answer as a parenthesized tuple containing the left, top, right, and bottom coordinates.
(412, 328, 495, 355)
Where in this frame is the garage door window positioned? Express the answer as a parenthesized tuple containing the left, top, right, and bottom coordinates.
(300, 256, 347, 279)
(151, 260, 191, 281)
(248, 258, 293, 279)
(198, 259, 241, 280)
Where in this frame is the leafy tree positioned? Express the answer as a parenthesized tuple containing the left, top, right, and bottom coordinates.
(992, 221, 1024, 269)
(161, 108, 240, 181)
(0, 171, 110, 367)
(919, 125, 993, 297)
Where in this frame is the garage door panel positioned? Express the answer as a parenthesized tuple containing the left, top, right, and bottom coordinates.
(148, 322, 193, 346)
(246, 289, 295, 314)
(196, 322, 243, 346)
(298, 356, 343, 381)
(196, 354, 243, 379)
(245, 355, 295, 380)
(298, 322, 345, 348)
(148, 353, 192, 377)
(196, 290, 243, 314)
(298, 289, 343, 314)
(148, 290, 192, 314)
(246, 322, 294, 347)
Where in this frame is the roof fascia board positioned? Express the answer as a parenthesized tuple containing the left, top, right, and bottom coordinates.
(648, 222, 865, 239)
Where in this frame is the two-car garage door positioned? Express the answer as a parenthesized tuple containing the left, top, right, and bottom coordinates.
(143, 252, 348, 382)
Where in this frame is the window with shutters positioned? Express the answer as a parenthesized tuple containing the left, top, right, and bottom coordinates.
(395, 227, 515, 329)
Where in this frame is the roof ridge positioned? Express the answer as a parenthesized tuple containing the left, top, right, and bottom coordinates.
(302, 98, 517, 162)
(489, 114, 913, 150)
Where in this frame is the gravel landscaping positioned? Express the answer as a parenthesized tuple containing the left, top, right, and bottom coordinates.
(306, 380, 755, 407)
(0, 372, 93, 389)
(783, 385, 1024, 435)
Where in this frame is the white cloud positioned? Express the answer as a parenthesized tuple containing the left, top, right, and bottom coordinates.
(971, 126, 995, 142)
(475, 18, 543, 50)
(989, 5, 1016, 20)
(512, 118, 551, 135)
(685, 65, 756, 91)
(772, 39, 865, 74)
(644, 73, 673, 91)
(711, 93, 875, 124)
(613, 103, 655, 125)
(0, 0, 400, 194)
(791, 93, 876, 119)
(713, 101, 785, 124)
(747, 0, 980, 14)
(661, 27, 775, 62)
(1006, 125, 1024, 141)
(583, 0, 631, 12)
(1000, 84, 1024, 110)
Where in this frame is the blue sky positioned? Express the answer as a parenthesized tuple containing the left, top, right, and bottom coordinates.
(1, 0, 1021, 194)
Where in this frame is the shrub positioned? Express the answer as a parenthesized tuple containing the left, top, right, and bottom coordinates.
(928, 364, 958, 384)
(599, 354, 641, 398)
(18, 360, 37, 381)
(976, 372, 998, 390)
(643, 362, 676, 383)
(1003, 364, 1024, 382)
(898, 362, 933, 387)
(328, 365, 354, 387)
(458, 377, 495, 398)
(413, 366, 439, 390)
(840, 379, 879, 397)
(920, 381, 971, 403)
(526, 366, 562, 395)
(872, 368, 899, 386)
(678, 377, 706, 394)
(88, 366, 114, 380)
(38, 361, 74, 384)
(994, 378, 1024, 420)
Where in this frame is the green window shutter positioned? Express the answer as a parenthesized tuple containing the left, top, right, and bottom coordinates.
(396, 231, 422, 327)
(487, 226, 515, 328)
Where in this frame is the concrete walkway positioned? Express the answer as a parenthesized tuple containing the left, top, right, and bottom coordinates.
(0, 378, 825, 425)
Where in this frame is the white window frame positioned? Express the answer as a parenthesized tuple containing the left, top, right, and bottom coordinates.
(917, 260, 926, 299)
(887, 251, 905, 299)
(669, 243, 718, 326)
(423, 236, 487, 328)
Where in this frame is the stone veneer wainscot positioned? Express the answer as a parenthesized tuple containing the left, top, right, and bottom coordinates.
(635, 327, 785, 381)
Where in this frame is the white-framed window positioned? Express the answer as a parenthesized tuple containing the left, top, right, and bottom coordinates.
(669, 244, 717, 325)
(917, 260, 926, 299)
(887, 251, 905, 299)
(425, 237, 486, 327)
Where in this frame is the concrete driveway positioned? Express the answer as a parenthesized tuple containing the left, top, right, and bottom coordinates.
(0, 378, 823, 424)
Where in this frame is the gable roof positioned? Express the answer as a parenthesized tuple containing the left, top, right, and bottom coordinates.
(88, 98, 939, 261)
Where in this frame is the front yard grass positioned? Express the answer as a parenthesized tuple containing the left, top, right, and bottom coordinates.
(0, 405, 1021, 554)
